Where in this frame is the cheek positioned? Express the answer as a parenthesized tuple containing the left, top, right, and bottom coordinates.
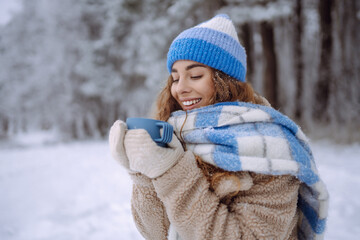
(204, 80, 215, 98)
(170, 85, 177, 99)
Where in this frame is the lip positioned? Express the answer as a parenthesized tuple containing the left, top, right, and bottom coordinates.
(180, 98, 202, 110)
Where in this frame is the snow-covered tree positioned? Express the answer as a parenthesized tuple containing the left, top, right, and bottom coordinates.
(0, 0, 359, 142)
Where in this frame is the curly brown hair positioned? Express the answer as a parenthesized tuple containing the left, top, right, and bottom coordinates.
(155, 69, 258, 121)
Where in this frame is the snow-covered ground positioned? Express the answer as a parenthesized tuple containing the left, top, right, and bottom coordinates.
(0, 138, 359, 240)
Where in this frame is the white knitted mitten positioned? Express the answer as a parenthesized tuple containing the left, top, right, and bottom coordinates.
(124, 129, 184, 178)
(109, 120, 131, 171)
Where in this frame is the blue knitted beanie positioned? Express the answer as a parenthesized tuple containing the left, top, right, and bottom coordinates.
(167, 14, 247, 82)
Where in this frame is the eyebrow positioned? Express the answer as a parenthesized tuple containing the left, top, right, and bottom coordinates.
(171, 63, 207, 73)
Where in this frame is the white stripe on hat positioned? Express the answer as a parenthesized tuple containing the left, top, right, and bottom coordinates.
(196, 15, 240, 42)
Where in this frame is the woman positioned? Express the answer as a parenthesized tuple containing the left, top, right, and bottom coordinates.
(109, 14, 328, 240)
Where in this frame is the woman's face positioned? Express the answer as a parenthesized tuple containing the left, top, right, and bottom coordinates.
(170, 60, 215, 111)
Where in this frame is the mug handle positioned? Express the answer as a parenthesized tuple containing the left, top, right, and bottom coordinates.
(154, 122, 173, 144)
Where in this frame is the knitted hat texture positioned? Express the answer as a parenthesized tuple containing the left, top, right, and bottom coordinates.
(167, 14, 247, 82)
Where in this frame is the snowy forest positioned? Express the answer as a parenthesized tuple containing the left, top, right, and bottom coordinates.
(0, 0, 359, 142)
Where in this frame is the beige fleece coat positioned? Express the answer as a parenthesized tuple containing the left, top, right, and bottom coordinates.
(130, 96, 300, 240)
(130, 150, 300, 240)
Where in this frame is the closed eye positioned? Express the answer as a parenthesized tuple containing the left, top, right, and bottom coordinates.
(171, 75, 179, 82)
(191, 75, 202, 79)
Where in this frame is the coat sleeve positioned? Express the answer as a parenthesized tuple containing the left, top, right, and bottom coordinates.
(152, 151, 300, 240)
(129, 173, 170, 240)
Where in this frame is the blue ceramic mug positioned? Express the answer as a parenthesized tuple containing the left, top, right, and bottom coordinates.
(126, 118, 173, 147)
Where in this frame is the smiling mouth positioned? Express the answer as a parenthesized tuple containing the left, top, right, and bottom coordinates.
(182, 98, 201, 107)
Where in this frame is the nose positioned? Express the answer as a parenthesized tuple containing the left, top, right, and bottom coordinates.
(175, 77, 191, 94)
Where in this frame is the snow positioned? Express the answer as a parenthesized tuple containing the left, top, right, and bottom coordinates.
(0, 0, 22, 26)
(312, 140, 360, 240)
(0, 141, 143, 240)
(0, 138, 359, 240)
(221, 1, 293, 23)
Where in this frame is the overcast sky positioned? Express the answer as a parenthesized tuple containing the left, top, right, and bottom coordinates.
(0, 0, 22, 25)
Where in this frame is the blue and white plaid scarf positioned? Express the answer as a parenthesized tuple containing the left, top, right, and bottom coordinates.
(168, 101, 329, 240)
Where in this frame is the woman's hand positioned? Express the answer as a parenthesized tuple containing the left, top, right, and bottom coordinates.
(124, 129, 184, 178)
(109, 120, 132, 171)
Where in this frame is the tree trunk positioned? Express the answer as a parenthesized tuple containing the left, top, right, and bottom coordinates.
(294, 0, 304, 121)
(330, 0, 360, 140)
(260, 21, 278, 109)
(0, 117, 9, 138)
(314, 0, 333, 121)
(240, 23, 254, 83)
